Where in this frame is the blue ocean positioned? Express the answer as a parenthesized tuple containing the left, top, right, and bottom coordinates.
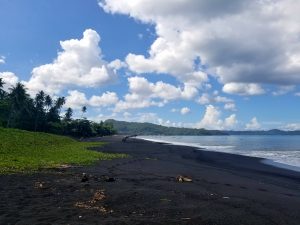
(137, 135, 300, 172)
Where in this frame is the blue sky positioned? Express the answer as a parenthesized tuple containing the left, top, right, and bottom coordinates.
(1, 0, 300, 130)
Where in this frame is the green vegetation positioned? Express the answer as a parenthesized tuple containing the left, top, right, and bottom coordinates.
(0, 79, 116, 137)
(0, 128, 126, 174)
(106, 119, 226, 135)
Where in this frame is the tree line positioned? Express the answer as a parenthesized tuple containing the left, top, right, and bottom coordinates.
(0, 78, 116, 137)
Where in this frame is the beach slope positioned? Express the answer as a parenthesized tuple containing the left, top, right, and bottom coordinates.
(1, 136, 299, 225)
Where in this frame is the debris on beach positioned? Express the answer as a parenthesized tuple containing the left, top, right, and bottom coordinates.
(100, 175, 116, 182)
(176, 175, 193, 183)
(34, 181, 49, 189)
(81, 173, 89, 182)
(122, 134, 137, 142)
(181, 218, 191, 220)
(74, 189, 113, 214)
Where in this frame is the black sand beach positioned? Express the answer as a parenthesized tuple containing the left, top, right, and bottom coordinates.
(1, 136, 300, 225)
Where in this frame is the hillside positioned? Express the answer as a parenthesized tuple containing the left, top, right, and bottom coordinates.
(0, 128, 125, 174)
(105, 120, 300, 136)
(105, 119, 226, 135)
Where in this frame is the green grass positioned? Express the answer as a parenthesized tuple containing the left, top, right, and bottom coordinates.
(0, 128, 126, 174)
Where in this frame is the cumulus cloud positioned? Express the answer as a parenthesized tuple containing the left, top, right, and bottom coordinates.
(128, 76, 198, 100)
(114, 76, 198, 112)
(65, 90, 119, 109)
(180, 107, 190, 115)
(0, 56, 5, 64)
(224, 102, 236, 111)
(197, 93, 233, 105)
(114, 93, 164, 112)
(272, 85, 295, 96)
(283, 123, 300, 131)
(100, 0, 300, 92)
(0, 72, 19, 91)
(223, 83, 265, 96)
(65, 90, 88, 109)
(135, 112, 189, 127)
(245, 117, 261, 130)
(108, 59, 127, 71)
(196, 105, 237, 130)
(89, 91, 119, 107)
(224, 114, 238, 129)
(26, 29, 117, 95)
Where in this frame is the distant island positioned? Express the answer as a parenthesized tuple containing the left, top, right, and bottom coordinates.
(106, 119, 300, 136)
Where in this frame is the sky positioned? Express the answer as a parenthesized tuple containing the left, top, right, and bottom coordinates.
(1, 0, 300, 131)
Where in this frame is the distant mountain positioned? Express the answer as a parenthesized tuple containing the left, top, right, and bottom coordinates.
(106, 119, 300, 136)
(227, 129, 300, 135)
(105, 119, 226, 135)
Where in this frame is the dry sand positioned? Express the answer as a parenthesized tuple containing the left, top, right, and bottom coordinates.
(0, 136, 299, 225)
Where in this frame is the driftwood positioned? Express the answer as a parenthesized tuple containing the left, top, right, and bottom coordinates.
(122, 134, 137, 142)
(176, 175, 193, 183)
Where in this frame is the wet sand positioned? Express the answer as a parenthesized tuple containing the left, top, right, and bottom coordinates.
(1, 135, 300, 225)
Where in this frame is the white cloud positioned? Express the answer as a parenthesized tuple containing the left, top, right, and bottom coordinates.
(197, 93, 210, 105)
(223, 83, 265, 96)
(224, 114, 238, 129)
(65, 90, 88, 109)
(89, 91, 119, 107)
(197, 93, 234, 106)
(180, 107, 190, 115)
(123, 111, 132, 119)
(128, 76, 198, 101)
(295, 92, 300, 96)
(100, 0, 300, 93)
(272, 85, 295, 96)
(65, 90, 119, 109)
(114, 76, 198, 112)
(245, 117, 261, 130)
(196, 105, 237, 130)
(108, 59, 127, 71)
(137, 112, 161, 124)
(135, 112, 189, 127)
(114, 93, 164, 112)
(0, 72, 19, 91)
(283, 123, 300, 131)
(224, 102, 236, 111)
(26, 29, 117, 95)
(0, 56, 5, 64)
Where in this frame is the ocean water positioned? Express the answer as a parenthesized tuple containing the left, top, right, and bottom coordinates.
(137, 135, 300, 172)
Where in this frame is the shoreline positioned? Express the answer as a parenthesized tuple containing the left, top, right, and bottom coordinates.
(135, 135, 300, 173)
(1, 135, 300, 225)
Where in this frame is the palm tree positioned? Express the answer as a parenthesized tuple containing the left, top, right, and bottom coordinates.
(7, 82, 30, 128)
(47, 97, 65, 123)
(55, 97, 65, 109)
(81, 106, 87, 118)
(64, 107, 73, 122)
(34, 91, 46, 131)
(45, 95, 53, 112)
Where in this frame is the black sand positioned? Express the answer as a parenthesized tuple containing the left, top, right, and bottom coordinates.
(1, 136, 300, 225)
